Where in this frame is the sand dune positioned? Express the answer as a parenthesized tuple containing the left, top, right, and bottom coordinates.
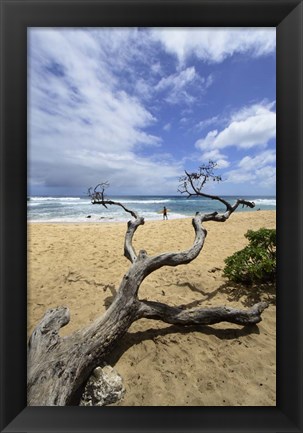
(27, 210, 276, 406)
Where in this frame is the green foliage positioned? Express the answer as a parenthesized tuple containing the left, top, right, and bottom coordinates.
(223, 228, 276, 285)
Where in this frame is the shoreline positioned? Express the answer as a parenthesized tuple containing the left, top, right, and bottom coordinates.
(27, 208, 276, 225)
(28, 210, 276, 406)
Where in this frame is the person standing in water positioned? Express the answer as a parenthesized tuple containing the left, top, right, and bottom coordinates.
(163, 206, 168, 220)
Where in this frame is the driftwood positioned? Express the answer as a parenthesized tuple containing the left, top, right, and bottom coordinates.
(27, 177, 268, 406)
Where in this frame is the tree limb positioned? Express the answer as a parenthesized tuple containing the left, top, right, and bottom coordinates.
(27, 178, 268, 406)
(179, 161, 255, 215)
(88, 182, 142, 262)
(202, 199, 255, 223)
(88, 182, 139, 219)
(124, 217, 145, 263)
(141, 213, 207, 277)
(138, 300, 268, 326)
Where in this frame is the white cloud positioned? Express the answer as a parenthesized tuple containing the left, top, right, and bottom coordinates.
(156, 66, 196, 92)
(29, 29, 172, 192)
(196, 116, 218, 131)
(225, 150, 276, 189)
(151, 28, 275, 64)
(154, 67, 212, 105)
(194, 102, 276, 193)
(134, 65, 212, 106)
(30, 149, 182, 194)
(215, 159, 230, 169)
(151, 62, 162, 75)
(238, 150, 276, 169)
(195, 101, 276, 151)
(28, 28, 276, 195)
(230, 100, 276, 122)
(200, 149, 230, 168)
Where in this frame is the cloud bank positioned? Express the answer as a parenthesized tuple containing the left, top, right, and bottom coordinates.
(28, 27, 276, 195)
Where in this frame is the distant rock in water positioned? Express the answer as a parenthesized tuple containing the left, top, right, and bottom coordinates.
(80, 365, 125, 406)
(86, 215, 91, 218)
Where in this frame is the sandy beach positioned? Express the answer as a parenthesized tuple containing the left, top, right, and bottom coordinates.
(27, 210, 276, 406)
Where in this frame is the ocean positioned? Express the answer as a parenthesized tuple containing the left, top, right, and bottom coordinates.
(27, 195, 276, 223)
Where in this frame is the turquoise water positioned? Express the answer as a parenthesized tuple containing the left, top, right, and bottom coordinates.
(27, 195, 276, 223)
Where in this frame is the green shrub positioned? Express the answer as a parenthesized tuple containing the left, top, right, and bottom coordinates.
(223, 228, 276, 285)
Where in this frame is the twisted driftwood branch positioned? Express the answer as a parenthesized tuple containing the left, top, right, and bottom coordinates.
(138, 300, 268, 326)
(27, 180, 267, 406)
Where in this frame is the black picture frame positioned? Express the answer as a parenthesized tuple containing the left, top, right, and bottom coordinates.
(1, 0, 302, 432)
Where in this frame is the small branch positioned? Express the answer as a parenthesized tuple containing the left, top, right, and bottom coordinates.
(92, 198, 139, 220)
(179, 162, 255, 214)
(140, 213, 207, 277)
(88, 182, 139, 219)
(202, 199, 255, 223)
(88, 182, 143, 263)
(138, 300, 269, 326)
(124, 217, 145, 263)
(184, 170, 232, 210)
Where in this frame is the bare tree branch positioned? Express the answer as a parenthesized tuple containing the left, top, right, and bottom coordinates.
(88, 182, 139, 219)
(88, 182, 142, 262)
(27, 177, 267, 406)
(124, 217, 145, 263)
(202, 199, 255, 223)
(138, 300, 269, 326)
(179, 161, 255, 219)
(141, 213, 207, 276)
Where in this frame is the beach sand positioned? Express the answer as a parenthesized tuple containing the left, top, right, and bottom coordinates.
(27, 210, 276, 406)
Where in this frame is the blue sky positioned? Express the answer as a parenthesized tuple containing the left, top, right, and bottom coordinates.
(28, 28, 276, 196)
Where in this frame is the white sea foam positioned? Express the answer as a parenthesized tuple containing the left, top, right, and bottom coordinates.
(28, 202, 41, 206)
(28, 195, 275, 223)
(28, 210, 188, 223)
(252, 198, 276, 206)
(115, 199, 171, 204)
(31, 196, 81, 201)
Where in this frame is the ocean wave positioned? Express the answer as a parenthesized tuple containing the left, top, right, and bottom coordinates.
(30, 196, 81, 201)
(252, 198, 276, 206)
(29, 197, 171, 205)
(27, 202, 41, 206)
(27, 210, 189, 223)
(27, 195, 276, 223)
(114, 199, 171, 204)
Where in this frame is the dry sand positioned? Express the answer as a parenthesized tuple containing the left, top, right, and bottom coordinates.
(28, 210, 276, 406)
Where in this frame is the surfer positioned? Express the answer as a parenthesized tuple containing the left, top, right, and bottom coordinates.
(163, 206, 168, 220)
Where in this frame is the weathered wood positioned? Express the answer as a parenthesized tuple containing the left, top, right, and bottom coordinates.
(138, 300, 268, 326)
(27, 185, 268, 406)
